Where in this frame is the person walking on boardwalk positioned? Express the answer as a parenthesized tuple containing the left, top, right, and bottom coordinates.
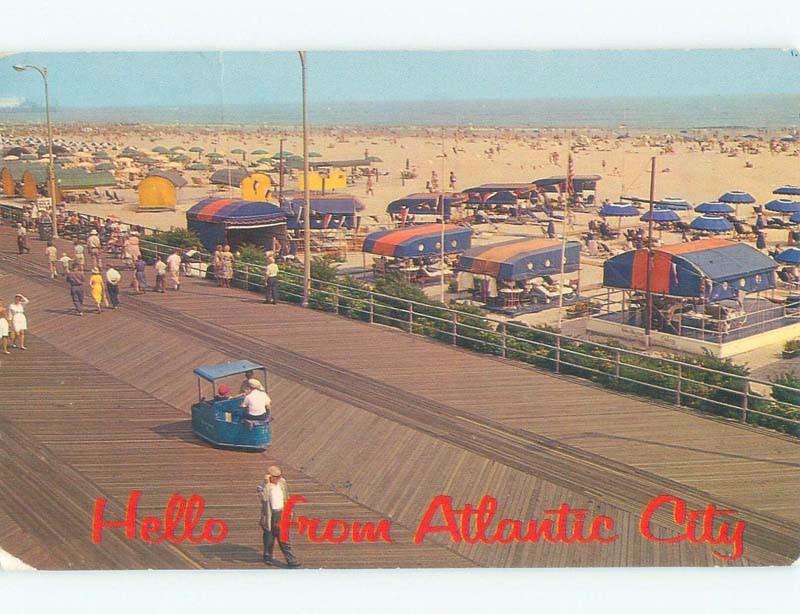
(16, 223, 30, 254)
(213, 244, 224, 287)
(257, 466, 300, 568)
(89, 268, 105, 313)
(45, 241, 58, 279)
(9, 294, 29, 350)
(132, 254, 147, 294)
(105, 264, 121, 309)
(264, 256, 279, 304)
(219, 245, 234, 288)
(154, 255, 167, 293)
(87, 229, 102, 269)
(73, 240, 85, 271)
(0, 305, 10, 354)
(65, 263, 85, 316)
(166, 248, 182, 291)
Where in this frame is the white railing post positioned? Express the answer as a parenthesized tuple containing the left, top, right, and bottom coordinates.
(676, 363, 682, 406)
(408, 301, 414, 333)
(555, 335, 561, 373)
(452, 311, 458, 345)
(369, 293, 374, 324)
(501, 322, 507, 358)
(614, 350, 621, 383)
(741, 379, 749, 424)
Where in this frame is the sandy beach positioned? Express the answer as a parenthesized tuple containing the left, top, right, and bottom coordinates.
(2, 124, 799, 232)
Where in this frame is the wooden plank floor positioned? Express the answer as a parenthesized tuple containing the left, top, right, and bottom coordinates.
(0, 227, 798, 567)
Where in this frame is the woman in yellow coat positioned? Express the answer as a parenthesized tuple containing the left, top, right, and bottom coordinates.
(89, 267, 105, 313)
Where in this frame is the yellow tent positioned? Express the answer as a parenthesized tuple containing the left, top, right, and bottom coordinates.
(241, 173, 272, 201)
(297, 170, 347, 191)
(1, 168, 14, 196)
(21, 170, 40, 200)
(137, 175, 177, 210)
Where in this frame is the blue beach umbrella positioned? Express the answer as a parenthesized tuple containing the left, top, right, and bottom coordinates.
(600, 203, 639, 217)
(764, 199, 800, 214)
(695, 201, 734, 215)
(775, 247, 800, 264)
(789, 211, 800, 225)
(718, 191, 755, 204)
(690, 215, 733, 233)
(640, 209, 680, 223)
(774, 185, 800, 196)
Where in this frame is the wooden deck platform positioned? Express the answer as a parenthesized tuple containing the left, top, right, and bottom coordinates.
(1, 225, 798, 568)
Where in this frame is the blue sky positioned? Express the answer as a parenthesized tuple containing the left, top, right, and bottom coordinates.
(0, 50, 798, 108)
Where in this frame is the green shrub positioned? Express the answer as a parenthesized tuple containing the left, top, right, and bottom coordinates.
(771, 371, 800, 406)
(152, 228, 203, 249)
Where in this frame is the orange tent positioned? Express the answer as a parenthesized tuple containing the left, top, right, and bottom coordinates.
(137, 175, 177, 210)
(21, 170, 40, 200)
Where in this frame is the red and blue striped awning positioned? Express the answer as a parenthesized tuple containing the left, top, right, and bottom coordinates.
(186, 198, 286, 225)
(457, 238, 581, 280)
(362, 224, 472, 258)
(603, 238, 776, 300)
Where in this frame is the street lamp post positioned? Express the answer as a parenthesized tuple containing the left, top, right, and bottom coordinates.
(13, 64, 58, 238)
(298, 51, 311, 307)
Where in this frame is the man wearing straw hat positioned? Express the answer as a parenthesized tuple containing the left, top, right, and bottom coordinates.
(87, 229, 102, 269)
(256, 465, 300, 567)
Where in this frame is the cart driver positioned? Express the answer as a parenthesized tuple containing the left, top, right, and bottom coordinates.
(240, 379, 271, 422)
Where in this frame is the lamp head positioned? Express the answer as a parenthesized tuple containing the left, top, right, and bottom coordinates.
(12, 64, 28, 72)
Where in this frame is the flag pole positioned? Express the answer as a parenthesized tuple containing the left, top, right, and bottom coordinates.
(557, 145, 573, 331)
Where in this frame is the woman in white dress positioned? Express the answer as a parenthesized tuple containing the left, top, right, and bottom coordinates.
(9, 294, 29, 350)
(0, 305, 10, 354)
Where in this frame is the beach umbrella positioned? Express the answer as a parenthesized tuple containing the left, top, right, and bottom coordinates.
(718, 190, 755, 204)
(764, 199, 800, 214)
(780, 135, 797, 142)
(189, 146, 205, 152)
(231, 148, 246, 154)
(251, 149, 269, 155)
(695, 201, 734, 215)
(600, 202, 639, 229)
(309, 151, 322, 157)
(774, 185, 800, 196)
(207, 152, 224, 159)
(187, 162, 211, 171)
(690, 215, 733, 233)
(271, 151, 294, 159)
(599, 203, 639, 217)
(152, 146, 170, 153)
(640, 209, 680, 223)
(655, 197, 692, 210)
(775, 247, 800, 264)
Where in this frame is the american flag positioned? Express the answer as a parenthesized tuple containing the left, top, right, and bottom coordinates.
(566, 152, 575, 200)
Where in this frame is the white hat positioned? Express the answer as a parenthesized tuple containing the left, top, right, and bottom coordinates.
(247, 378, 264, 391)
(90, 229, 98, 235)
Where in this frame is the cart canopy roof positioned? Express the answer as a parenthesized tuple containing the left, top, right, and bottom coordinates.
(194, 360, 265, 382)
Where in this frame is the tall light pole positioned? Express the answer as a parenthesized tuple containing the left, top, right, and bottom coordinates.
(298, 51, 311, 307)
(13, 64, 58, 238)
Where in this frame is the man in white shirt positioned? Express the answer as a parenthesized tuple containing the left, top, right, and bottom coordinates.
(154, 256, 167, 293)
(241, 378, 271, 421)
(166, 249, 182, 291)
(105, 264, 121, 309)
(87, 229, 102, 269)
(264, 256, 279, 304)
(256, 465, 300, 567)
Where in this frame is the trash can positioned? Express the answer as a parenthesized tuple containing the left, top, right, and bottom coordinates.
(38, 220, 53, 241)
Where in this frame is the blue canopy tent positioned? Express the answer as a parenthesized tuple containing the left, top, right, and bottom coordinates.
(186, 198, 287, 251)
(362, 224, 472, 258)
(457, 238, 581, 281)
(774, 185, 800, 196)
(695, 201, 734, 215)
(764, 199, 800, 214)
(690, 215, 733, 233)
(603, 238, 776, 302)
(600, 203, 639, 217)
(280, 192, 365, 230)
(387, 192, 466, 222)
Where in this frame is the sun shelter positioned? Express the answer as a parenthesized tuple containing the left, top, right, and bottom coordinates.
(386, 192, 467, 222)
(363, 224, 472, 258)
(456, 238, 581, 310)
(280, 192, 365, 230)
(210, 168, 250, 187)
(186, 198, 288, 252)
(603, 238, 776, 302)
(137, 172, 185, 211)
(462, 183, 537, 205)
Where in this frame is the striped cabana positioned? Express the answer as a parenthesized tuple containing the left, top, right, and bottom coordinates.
(186, 198, 287, 251)
(602, 238, 776, 302)
(362, 224, 472, 258)
(457, 238, 581, 281)
(280, 192, 365, 230)
(387, 192, 467, 220)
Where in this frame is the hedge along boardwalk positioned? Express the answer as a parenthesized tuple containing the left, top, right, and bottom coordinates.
(0, 227, 798, 566)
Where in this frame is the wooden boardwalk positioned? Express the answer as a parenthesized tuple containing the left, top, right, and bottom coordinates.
(1, 226, 799, 568)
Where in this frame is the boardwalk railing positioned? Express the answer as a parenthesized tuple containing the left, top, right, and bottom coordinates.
(136, 236, 800, 436)
(3, 200, 798, 436)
